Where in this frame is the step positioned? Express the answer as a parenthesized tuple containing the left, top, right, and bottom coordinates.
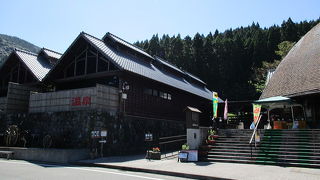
(204, 129, 320, 169)
(207, 154, 320, 164)
(214, 143, 320, 148)
(206, 158, 320, 168)
(262, 135, 320, 139)
(207, 151, 320, 160)
(206, 157, 256, 164)
(214, 142, 320, 148)
(208, 149, 320, 156)
(216, 139, 320, 144)
(210, 145, 320, 152)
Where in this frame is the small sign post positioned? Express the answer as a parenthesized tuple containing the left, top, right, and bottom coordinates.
(91, 131, 100, 138)
(145, 133, 153, 160)
(145, 133, 153, 141)
(101, 130, 107, 137)
(99, 130, 107, 157)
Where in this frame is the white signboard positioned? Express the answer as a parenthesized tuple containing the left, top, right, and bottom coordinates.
(186, 150, 198, 162)
(101, 130, 107, 137)
(91, 131, 100, 138)
(145, 133, 153, 141)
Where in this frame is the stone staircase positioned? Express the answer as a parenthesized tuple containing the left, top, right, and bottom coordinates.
(201, 129, 320, 168)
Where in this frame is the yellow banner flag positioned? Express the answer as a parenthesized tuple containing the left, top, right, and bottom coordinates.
(213, 92, 218, 118)
(253, 104, 261, 124)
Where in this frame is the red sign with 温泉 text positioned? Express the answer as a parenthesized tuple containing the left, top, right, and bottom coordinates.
(71, 96, 91, 106)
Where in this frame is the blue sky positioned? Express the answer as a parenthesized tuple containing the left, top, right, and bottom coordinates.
(1, 0, 319, 53)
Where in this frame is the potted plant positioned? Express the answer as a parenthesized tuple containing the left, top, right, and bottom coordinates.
(181, 143, 190, 151)
(206, 129, 218, 145)
(146, 147, 161, 160)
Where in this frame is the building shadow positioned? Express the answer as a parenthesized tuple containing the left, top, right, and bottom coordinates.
(193, 161, 214, 166)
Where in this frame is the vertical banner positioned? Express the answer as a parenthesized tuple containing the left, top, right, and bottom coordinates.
(213, 92, 219, 118)
(253, 104, 262, 124)
(224, 99, 228, 120)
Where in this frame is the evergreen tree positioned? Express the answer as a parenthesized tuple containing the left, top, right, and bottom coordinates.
(135, 18, 320, 100)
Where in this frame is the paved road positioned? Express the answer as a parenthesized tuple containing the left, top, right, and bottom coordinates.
(0, 159, 190, 180)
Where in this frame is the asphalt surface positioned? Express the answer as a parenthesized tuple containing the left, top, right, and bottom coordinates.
(77, 154, 320, 180)
(0, 159, 190, 180)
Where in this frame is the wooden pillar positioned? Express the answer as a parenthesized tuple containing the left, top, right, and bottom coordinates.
(74, 56, 77, 76)
(291, 106, 295, 122)
(17, 62, 21, 83)
(85, 47, 88, 75)
(96, 50, 99, 73)
(9, 67, 14, 82)
(24, 68, 27, 83)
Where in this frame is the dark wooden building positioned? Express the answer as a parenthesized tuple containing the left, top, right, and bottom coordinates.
(44, 32, 213, 125)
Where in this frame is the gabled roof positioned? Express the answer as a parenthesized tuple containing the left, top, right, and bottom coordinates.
(40, 48, 62, 60)
(154, 56, 206, 85)
(14, 49, 51, 81)
(154, 56, 185, 75)
(104, 33, 206, 86)
(0, 49, 51, 82)
(83, 33, 212, 100)
(185, 71, 206, 85)
(103, 32, 154, 60)
(44, 32, 213, 100)
(260, 23, 320, 99)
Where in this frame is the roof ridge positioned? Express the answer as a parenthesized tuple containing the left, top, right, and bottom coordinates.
(185, 71, 202, 80)
(154, 55, 182, 69)
(14, 48, 38, 56)
(154, 55, 205, 85)
(42, 47, 62, 55)
(81, 31, 104, 42)
(106, 32, 148, 53)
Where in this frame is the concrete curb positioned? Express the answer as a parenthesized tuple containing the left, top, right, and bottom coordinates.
(72, 161, 233, 180)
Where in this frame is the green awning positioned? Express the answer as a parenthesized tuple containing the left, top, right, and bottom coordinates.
(255, 96, 291, 104)
(254, 96, 301, 109)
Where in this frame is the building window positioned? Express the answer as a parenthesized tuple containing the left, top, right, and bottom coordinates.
(143, 88, 152, 95)
(159, 91, 164, 98)
(152, 89, 158, 96)
(160, 92, 168, 99)
(144, 88, 172, 101)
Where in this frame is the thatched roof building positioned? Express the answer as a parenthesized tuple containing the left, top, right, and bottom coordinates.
(260, 23, 320, 128)
(261, 23, 320, 99)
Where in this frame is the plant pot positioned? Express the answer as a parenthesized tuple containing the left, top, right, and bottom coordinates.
(199, 145, 211, 151)
(206, 140, 216, 145)
(209, 135, 219, 139)
(146, 151, 161, 160)
(212, 135, 219, 139)
(198, 151, 208, 157)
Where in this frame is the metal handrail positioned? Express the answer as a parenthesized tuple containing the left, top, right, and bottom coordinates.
(249, 115, 262, 145)
(249, 115, 262, 158)
(159, 135, 186, 140)
(158, 134, 186, 158)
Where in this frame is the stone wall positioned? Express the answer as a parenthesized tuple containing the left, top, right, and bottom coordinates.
(0, 147, 89, 163)
(29, 84, 118, 113)
(0, 110, 186, 155)
(0, 97, 6, 112)
(6, 82, 36, 113)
